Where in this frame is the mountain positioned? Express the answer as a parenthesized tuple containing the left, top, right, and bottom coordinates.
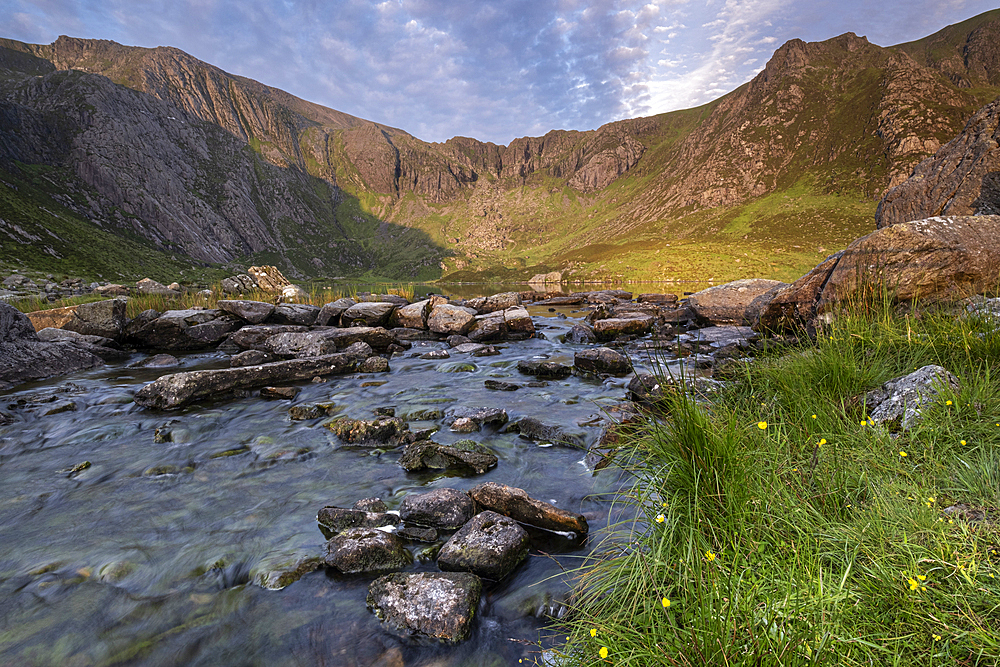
(1, 10, 999, 284)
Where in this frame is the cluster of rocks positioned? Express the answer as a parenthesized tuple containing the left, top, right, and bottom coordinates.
(1, 273, 106, 302)
(258, 482, 588, 643)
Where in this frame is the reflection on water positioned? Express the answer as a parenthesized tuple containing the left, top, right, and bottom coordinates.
(0, 302, 666, 666)
(316, 281, 718, 301)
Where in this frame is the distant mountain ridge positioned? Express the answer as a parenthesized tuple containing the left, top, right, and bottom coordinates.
(1, 10, 999, 283)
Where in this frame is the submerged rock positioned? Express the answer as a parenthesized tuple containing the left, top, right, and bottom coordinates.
(517, 360, 572, 379)
(504, 417, 586, 448)
(324, 416, 409, 447)
(398, 439, 498, 474)
(437, 510, 530, 581)
(367, 572, 482, 643)
(252, 549, 324, 590)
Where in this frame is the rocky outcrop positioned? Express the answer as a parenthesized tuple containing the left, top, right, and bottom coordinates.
(876, 97, 1000, 226)
(758, 216, 1000, 332)
(866, 365, 961, 430)
(0, 302, 105, 390)
(26, 298, 127, 340)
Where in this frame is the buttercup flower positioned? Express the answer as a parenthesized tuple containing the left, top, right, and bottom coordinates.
(817, 438, 826, 447)
(591, 628, 597, 638)
(599, 646, 608, 659)
(705, 551, 716, 562)
(662, 597, 671, 608)
(655, 514, 665, 523)
(933, 633, 942, 641)
(899, 451, 907, 457)
(757, 421, 767, 430)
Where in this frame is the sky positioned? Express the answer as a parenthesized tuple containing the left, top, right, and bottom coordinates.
(2, 0, 997, 145)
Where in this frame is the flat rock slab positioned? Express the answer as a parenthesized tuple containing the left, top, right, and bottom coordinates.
(469, 482, 589, 535)
(593, 315, 654, 341)
(686, 279, 787, 326)
(437, 510, 530, 581)
(368, 572, 482, 643)
(398, 488, 475, 529)
(133, 354, 356, 409)
(503, 416, 586, 448)
(325, 527, 412, 574)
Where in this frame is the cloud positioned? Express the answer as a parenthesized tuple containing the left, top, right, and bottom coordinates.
(1, 0, 999, 144)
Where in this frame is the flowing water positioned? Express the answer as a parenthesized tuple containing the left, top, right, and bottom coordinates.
(0, 302, 674, 666)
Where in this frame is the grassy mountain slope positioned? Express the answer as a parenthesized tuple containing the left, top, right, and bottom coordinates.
(1, 10, 999, 284)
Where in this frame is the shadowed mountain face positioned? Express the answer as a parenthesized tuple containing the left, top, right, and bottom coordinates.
(2, 10, 1000, 283)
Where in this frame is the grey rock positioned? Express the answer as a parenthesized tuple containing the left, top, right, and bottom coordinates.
(484, 379, 519, 391)
(503, 416, 586, 448)
(466, 306, 535, 343)
(866, 365, 961, 430)
(224, 324, 310, 351)
(399, 439, 498, 475)
(134, 353, 357, 409)
(315, 298, 356, 327)
(517, 360, 572, 379)
(135, 277, 179, 296)
(574, 347, 631, 375)
(342, 302, 396, 328)
(465, 292, 521, 314)
(325, 527, 412, 574)
(217, 299, 275, 324)
(469, 482, 589, 535)
(367, 572, 482, 643)
(132, 353, 181, 368)
(398, 488, 475, 529)
(448, 406, 509, 428)
(0, 303, 104, 391)
(359, 356, 390, 373)
(428, 304, 477, 335)
(324, 416, 408, 447)
(394, 300, 431, 329)
(269, 303, 319, 326)
(565, 324, 597, 344)
(420, 349, 451, 359)
(128, 308, 240, 350)
(437, 510, 530, 581)
(593, 314, 654, 341)
(230, 349, 274, 367)
(353, 497, 389, 512)
(317, 507, 399, 533)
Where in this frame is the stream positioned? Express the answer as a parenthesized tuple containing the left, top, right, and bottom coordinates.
(0, 296, 678, 667)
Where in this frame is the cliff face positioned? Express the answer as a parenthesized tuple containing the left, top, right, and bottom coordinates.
(1, 10, 999, 281)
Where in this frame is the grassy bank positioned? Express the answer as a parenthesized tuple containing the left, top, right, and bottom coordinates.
(553, 299, 1000, 665)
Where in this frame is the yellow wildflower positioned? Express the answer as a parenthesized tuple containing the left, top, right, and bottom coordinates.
(817, 438, 826, 447)
(705, 551, 717, 562)
(599, 646, 608, 659)
(811, 414, 817, 419)
(899, 451, 907, 457)
(757, 421, 767, 430)
(946, 400, 952, 405)
(908, 578, 919, 591)
(960, 440, 967, 446)
(591, 628, 597, 638)
(662, 597, 671, 608)
(655, 514, 665, 523)
(933, 634, 942, 642)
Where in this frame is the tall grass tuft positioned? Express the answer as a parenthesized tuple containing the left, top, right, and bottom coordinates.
(551, 296, 1000, 666)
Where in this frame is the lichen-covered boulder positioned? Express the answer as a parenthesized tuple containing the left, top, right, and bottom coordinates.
(367, 572, 482, 643)
(437, 511, 530, 580)
(398, 440, 498, 475)
(324, 417, 408, 448)
(325, 527, 412, 574)
(428, 304, 478, 335)
(866, 365, 961, 430)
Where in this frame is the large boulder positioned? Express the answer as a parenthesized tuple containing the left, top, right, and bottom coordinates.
(26, 298, 127, 340)
(686, 279, 788, 326)
(466, 306, 535, 342)
(127, 308, 240, 350)
(133, 353, 357, 409)
(428, 304, 478, 335)
(465, 292, 521, 314)
(395, 299, 431, 329)
(265, 327, 396, 357)
(758, 216, 1000, 332)
(217, 299, 275, 324)
(593, 314, 654, 341)
(876, 98, 1000, 227)
(398, 488, 475, 530)
(135, 278, 179, 296)
(367, 572, 482, 643)
(341, 302, 396, 328)
(315, 298, 356, 327)
(0, 303, 104, 390)
(225, 325, 310, 351)
(317, 507, 400, 534)
(247, 265, 290, 292)
(269, 303, 320, 326)
(574, 347, 630, 375)
(325, 527, 412, 574)
(437, 511, 530, 581)
(468, 482, 589, 535)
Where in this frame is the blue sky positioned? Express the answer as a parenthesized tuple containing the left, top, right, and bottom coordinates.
(2, 1, 997, 144)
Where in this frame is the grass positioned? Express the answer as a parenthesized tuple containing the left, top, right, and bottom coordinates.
(548, 293, 1000, 665)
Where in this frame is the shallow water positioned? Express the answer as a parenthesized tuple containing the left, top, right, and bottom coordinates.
(0, 304, 667, 666)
